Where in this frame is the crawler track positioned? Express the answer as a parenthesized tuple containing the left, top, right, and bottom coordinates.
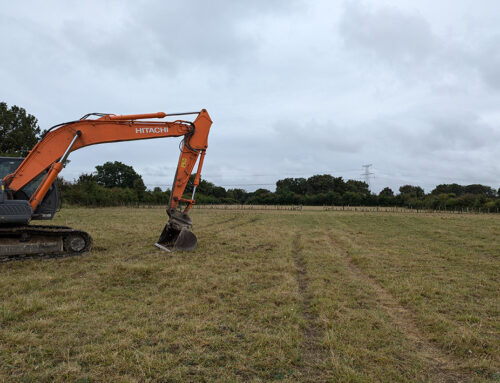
(0, 225, 93, 262)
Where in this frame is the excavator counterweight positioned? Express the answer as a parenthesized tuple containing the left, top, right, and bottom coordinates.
(0, 110, 212, 260)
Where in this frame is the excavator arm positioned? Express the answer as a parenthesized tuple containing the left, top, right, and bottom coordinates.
(0, 109, 212, 256)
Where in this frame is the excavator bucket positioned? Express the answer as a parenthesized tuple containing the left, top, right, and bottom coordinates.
(155, 226, 197, 252)
(155, 211, 197, 252)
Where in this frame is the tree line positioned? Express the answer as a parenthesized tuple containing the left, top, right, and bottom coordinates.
(56, 162, 500, 212)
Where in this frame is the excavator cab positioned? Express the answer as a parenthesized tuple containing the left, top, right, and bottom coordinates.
(0, 157, 59, 223)
(0, 158, 31, 225)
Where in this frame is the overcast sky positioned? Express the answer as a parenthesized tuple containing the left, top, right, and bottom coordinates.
(2, 0, 499, 193)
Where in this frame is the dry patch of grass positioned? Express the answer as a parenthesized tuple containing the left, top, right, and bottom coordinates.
(0, 207, 498, 382)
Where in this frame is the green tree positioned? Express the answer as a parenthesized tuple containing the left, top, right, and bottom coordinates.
(463, 184, 495, 197)
(399, 185, 425, 198)
(77, 173, 97, 185)
(345, 180, 369, 195)
(342, 191, 363, 205)
(378, 187, 395, 206)
(246, 188, 275, 204)
(227, 188, 247, 203)
(276, 178, 307, 195)
(379, 187, 394, 197)
(95, 161, 146, 192)
(306, 174, 338, 195)
(212, 186, 227, 198)
(431, 183, 464, 196)
(0, 102, 41, 156)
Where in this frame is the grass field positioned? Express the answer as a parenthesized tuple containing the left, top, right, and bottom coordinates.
(0, 207, 498, 382)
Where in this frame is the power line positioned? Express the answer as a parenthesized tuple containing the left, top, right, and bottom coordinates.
(145, 169, 379, 190)
(200, 169, 362, 179)
(146, 182, 276, 188)
(361, 164, 374, 190)
(145, 168, 383, 190)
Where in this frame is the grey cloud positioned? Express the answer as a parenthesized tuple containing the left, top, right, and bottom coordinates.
(273, 120, 360, 153)
(425, 114, 500, 151)
(339, 1, 500, 95)
(58, 0, 300, 76)
(1, 0, 499, 194)
(371, 111, 499, 156)
(340, 2, 436, 63)
(476, 36, 500, 90)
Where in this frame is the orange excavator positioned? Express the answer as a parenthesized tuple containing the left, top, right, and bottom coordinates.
(0, 109, 212, 261)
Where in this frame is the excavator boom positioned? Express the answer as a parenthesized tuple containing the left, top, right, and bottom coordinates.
(0, 109, 212, 260)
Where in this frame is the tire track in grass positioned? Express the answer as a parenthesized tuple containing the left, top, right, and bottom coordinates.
(195, 215, 261, 252)
(292, 233, 327, 381)
(326, 232, 471, 383)
(196, 214, 240, 229)
(197, 214, 259, 233)
(231, 216, 259, 229)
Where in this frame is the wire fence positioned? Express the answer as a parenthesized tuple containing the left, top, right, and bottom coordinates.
(320, 205, 500, 214)
(193, 204, 303, 211)
(117, 204, 499, 214)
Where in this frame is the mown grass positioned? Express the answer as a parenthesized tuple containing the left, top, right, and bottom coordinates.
(0, 207, 498, 382)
